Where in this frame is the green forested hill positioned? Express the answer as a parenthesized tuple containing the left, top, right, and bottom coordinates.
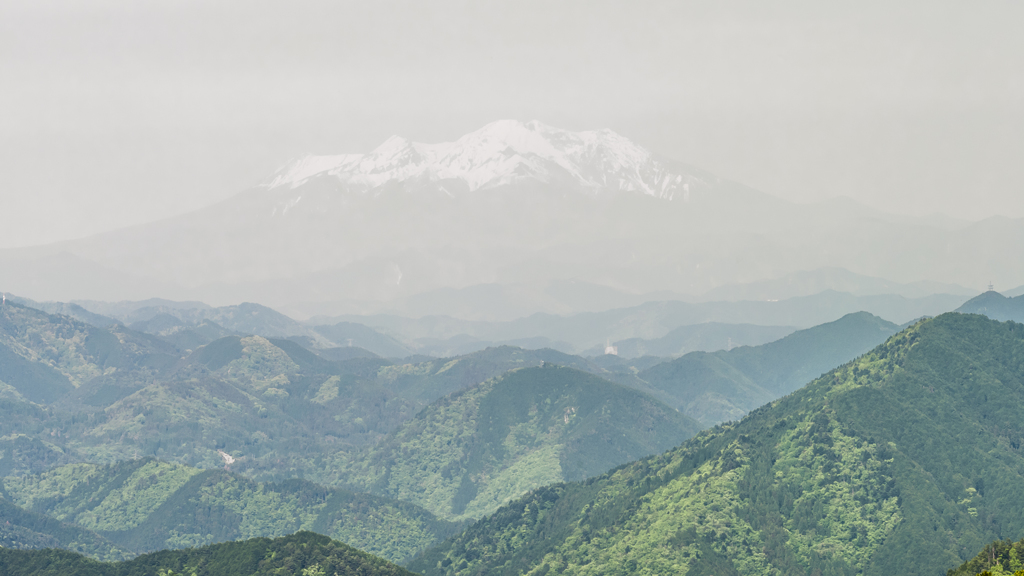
(957, 291, 1024, 323)
(638, 311, 899, 424)
(0, 301, 422, 478)
(2, 299, 902, 519)
(371, 346, 601, 404)
(0, 530, 415, 576)
(332, 366, 701, 521)
(0, 497, 129, 561)
(0, 302, 664, 483)
(1, 458, 462, 563)
(0, 301, 180, 394)
(948, 537, 1024, 576)
(409, 314, 1024, 576)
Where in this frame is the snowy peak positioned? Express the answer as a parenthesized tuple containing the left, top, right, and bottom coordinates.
(265, 120, 708, 200)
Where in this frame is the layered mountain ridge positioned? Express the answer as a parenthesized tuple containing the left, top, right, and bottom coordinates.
(410, 313, 1024, 576)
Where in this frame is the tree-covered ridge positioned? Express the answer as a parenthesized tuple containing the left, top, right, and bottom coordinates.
(2, 458, 462, 563)
(956, 291, 1024, 323)
(948, 538, 1024, 576)
(371, 346, 603, 404)
(0, 302, 646, 482)
(409, 314, 1024, 576)
(0, 530, 416, 576)
(0, 496, 130, 562)
(637, 311, 899, 424)
(0, 301, 179, 401)
(0, 299, 898, 486)
(333, 365, 701, 521)
(0, 318, 422, 479)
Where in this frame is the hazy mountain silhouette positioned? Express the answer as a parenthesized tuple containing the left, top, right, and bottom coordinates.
(0, 121, 1011, 315)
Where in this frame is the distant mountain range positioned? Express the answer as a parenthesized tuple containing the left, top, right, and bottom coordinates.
(284, 268, 977, 323)
(580, 322, 797, 358)
(635, 312, 900, 424)
(956, 290, 1024, 322)
(321, 290, 966, 353)
(10, 287, 970, 359)
(0, 120, 1010, 315)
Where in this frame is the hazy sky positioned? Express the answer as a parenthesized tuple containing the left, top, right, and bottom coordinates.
(2, 1, 1022, 248)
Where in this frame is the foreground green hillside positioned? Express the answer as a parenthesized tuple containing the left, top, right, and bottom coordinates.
(0, 530, 414, 576)
(949, 537, 1024, 576)
(410, 314, 1024, 576)
(1, 458, 461, 563)
(638, 311, 899, 424)
(333, 366, 701, 521)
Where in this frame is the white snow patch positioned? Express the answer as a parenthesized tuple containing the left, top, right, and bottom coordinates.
(262, 120, 709, 200)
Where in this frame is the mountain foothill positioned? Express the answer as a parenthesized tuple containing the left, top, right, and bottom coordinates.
(2, 121, 1022, 576)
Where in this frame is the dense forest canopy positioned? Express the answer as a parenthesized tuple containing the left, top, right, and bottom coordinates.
(409, 313, 1024, 576)
(0, 531, 415, 576)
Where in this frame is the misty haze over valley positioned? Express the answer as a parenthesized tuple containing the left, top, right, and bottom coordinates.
(1, 3, 1023, 576)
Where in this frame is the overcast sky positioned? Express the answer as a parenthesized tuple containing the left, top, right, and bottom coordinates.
(1, 0, 1022, 248)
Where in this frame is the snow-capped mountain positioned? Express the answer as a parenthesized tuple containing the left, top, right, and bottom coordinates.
(5, 118, 1014, 317)
(264, 120, 708, 200)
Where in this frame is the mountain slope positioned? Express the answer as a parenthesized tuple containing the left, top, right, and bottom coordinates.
(957, 291, 1024, 322)
(2, 458, 462, 563)
(637, 311, 900, 423)
(371, 346, 598, 404)
(409, 313, 1024, 576)
(584, 322, 797, 358)
(0, 531, 415, 576)
(948, 536, 1024, 576)
(0, 301, 427, 479)
(9, 295, 120, 328)
(73, 299, 321, 342)
(0, 497, 129, 562)
(0, 301, 180, 390)
(0, 300, 624, 484)
(332, 366, 701, 521)
(6, 120, 1017, 310)
(313, 321, 415, 358)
